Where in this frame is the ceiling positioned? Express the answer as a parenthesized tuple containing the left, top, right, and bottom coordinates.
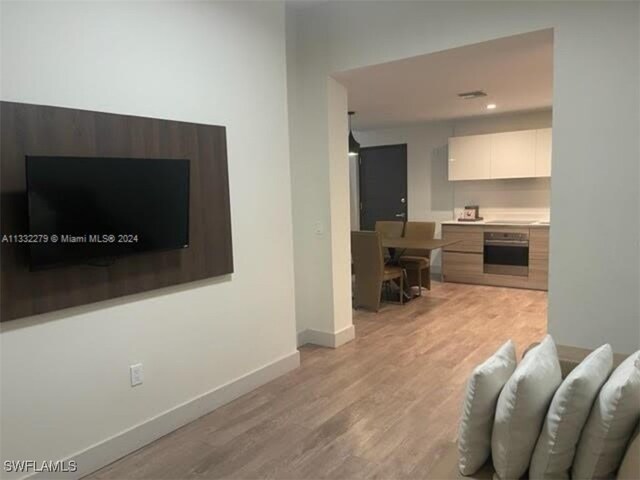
(334, 29, 553, 130)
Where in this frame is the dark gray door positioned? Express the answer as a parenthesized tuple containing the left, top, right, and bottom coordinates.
(359, 144, 407, 231)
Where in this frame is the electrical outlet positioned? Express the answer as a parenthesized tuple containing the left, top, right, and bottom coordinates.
(130, 363, 143, 387)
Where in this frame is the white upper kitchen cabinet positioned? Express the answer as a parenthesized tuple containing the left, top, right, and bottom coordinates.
(535, 128, 552, 177)
(448, 128, 552, 181)
(448, 134, 492, 181)
(490, 130, 536, 179)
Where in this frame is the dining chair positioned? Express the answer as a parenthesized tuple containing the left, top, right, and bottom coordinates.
(374, 220, 404, 260)
(374, 220, 404, 238)
(399, 221, 436, 294)
(351, 231, 405, 311)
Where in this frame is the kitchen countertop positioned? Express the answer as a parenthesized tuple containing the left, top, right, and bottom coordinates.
(441, 219, 550, 228)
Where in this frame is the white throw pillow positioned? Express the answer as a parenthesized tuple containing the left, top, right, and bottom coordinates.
(529, 344, 613, 479)
(491, 335, 562, 480)
(572, 350, 640, 480)
(458, 340, 517, 475)
(616, 423, 640, 480)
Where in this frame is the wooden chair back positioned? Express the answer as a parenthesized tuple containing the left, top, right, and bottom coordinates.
(403, 221, 436, 258)
(351, 231, 384, 311)
(374, 220, 404, 239)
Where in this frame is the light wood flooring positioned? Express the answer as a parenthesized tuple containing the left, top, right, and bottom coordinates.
(87, 281, 547, 480)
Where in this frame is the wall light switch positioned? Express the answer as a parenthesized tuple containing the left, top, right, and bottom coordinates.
(130, 363, 144, 387)
(314, 221, 324, 236)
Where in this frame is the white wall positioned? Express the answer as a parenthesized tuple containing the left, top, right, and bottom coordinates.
(354, 109, 552, 273)
(288, 1, 640, 354)
(453, 109, 552, 136)
(327, 78, 354, 339)
(286, 5, 333, 340)
(1, 1, 297, 476)
(286, 5, 355, 346)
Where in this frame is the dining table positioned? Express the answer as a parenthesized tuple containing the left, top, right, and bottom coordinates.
(380, 237, 461, 300)
(381, 237, 460, 252)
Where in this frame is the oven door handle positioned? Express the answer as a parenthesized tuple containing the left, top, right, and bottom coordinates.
(484, 240, 529, 247)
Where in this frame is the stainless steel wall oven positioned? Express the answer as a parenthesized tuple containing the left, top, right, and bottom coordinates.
(483, 231, 529, 276)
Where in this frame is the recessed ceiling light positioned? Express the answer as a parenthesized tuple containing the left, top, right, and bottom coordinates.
(486, 103, 497, 110)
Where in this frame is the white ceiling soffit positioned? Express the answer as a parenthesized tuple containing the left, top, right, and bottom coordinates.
(334, 29, 553, 130)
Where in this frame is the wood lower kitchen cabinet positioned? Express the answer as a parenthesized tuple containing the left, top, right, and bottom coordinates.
(528, 228, 550, 289)
(442, 223, 549, 291)
(442, 225, 484, 253)
(442, 225, 484, 283)
(442, 252, 484, 283)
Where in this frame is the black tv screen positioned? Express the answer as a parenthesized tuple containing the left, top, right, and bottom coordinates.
(26, 156, 190, 270)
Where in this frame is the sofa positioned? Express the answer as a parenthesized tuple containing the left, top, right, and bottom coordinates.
(429, 345, 640, 479)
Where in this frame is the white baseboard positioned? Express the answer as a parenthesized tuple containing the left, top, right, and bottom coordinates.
(297, 324, 355, 348)
(333, 324, 356, 347)
(26, 350, 300, 480)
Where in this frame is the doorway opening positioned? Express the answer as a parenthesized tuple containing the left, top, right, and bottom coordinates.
(336, 29, 553, 349)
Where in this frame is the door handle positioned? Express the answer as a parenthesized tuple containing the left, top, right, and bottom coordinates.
(395, 213, 406, 218)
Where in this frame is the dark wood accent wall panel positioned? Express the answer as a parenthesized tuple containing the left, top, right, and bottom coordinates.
(0, 101, 233, 321)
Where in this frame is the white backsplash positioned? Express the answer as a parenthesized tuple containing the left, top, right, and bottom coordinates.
(452, 177, 551, 223)
(452, 207, 551, 222)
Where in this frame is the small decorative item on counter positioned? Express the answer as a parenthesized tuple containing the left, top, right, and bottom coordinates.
(459, 205, 483, 222)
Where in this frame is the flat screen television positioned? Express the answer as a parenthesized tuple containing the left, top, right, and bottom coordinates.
(26, 156, 190, 270)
